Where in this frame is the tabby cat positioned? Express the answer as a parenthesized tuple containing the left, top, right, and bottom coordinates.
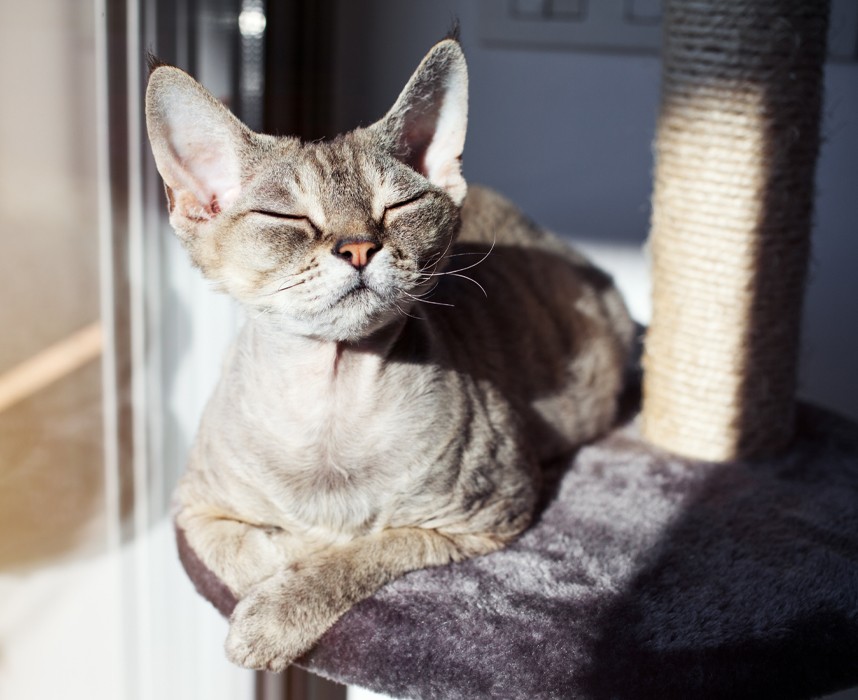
(145, 36, 634, 671)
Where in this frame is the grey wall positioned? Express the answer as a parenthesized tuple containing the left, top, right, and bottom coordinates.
(803, 59, 858, 422)
(332, 0, 858, 421)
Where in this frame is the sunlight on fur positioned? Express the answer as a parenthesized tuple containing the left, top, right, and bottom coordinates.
(145, 37, 634, 672)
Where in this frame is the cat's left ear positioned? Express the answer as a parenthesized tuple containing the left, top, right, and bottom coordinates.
(145, 65, 250, 225)
(371, 39, 468, 205)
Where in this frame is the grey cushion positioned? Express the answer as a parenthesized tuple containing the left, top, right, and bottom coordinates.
(178, 402, 858, 699)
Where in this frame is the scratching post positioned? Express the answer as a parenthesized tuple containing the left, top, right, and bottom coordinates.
(642, 0, 830, 461)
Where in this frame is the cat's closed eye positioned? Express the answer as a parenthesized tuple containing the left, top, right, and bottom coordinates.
(383, 192, 429, 221)
(247, 209, 320, 237)
(249, 209, 308, 222)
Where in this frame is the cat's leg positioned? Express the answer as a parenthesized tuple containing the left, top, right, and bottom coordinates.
(175, 503, 297, 599)
(224, 526, 515, 671)
(224, 419, 539, 671)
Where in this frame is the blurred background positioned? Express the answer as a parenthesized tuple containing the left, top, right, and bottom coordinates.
(0, 1, 855, 699)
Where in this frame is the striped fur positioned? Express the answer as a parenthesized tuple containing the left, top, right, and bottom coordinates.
(145, 38, 634, 671)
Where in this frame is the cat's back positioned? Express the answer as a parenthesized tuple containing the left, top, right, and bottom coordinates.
(455, 184, 633, 351)
(458, 185, 581, 260)
(428, 184, 635, 455)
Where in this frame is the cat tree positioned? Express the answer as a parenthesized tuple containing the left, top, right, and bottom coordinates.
(179, 1, 858, 697)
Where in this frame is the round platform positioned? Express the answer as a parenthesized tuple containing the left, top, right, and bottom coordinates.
(179, 403, 858, 699)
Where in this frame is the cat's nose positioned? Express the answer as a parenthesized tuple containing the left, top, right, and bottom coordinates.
(333, 239, 381, 270)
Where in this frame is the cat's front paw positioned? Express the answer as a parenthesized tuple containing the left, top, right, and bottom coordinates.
(224, 570, 331, 672)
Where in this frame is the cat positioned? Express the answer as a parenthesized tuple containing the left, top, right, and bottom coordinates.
(145, 36, 634, 672)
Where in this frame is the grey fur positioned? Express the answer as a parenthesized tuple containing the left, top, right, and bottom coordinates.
(145, 39, 634, 671)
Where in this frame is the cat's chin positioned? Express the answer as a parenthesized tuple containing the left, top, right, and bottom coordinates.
(257, 297, 403, 344)
(295, 315, 402, 344)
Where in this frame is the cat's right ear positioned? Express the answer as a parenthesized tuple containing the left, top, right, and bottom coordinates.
(370, 39, 469, 206)
(145, 66, 249, 225)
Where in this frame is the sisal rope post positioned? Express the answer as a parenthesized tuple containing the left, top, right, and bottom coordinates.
(642, 0, 830, 461)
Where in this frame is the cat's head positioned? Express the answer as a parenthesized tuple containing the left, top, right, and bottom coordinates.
(145, 39, 468, 341)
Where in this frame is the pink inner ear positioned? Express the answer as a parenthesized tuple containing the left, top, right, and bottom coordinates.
(390, 62, 468, 205)
(148, 68, 247, 220)
(169, 140, 242, 218)
(405, 99, 467, 205)
(400, 122, 436, 176)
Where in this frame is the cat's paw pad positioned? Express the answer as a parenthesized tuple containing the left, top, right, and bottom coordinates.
(225, 583, 320, 671)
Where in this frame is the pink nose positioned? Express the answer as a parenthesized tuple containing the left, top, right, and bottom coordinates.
(333, 239, 380, 270)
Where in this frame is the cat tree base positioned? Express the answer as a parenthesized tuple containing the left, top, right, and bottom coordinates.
(177, 401, 858, 700)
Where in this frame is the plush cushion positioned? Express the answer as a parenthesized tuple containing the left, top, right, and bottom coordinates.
(178, 402, 858, 699)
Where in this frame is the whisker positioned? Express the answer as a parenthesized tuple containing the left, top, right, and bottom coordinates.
(439, 251, 493, 260)
(279, 279, 308, 292)
(397, 288, 455, 308)
(262, 278, 308, 297)
(416, 236, 498, 280)
(418, 227, 458, 273)
(404, 271, 432, 284)
(441, 237, 496, 275)
(395, 302, 424, 321)
(261, 263, 321, 297)
(448, 272, 488, 298)
(411, 280, 442, 299)
(418, 253, 443, 274)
